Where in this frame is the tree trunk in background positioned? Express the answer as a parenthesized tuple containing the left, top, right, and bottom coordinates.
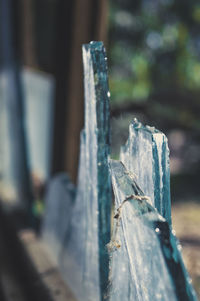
(52, 0, 108, 182)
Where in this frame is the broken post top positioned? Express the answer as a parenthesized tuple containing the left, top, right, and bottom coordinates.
(82, 41, 110, 149)
(129, 118, 160, 133)
(120, 118, 171, 225)
(83, 41, 106, 51)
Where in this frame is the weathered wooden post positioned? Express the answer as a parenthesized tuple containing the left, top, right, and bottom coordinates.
(108, 159, 197, 300)
(43, 41, 111, 301)
(60, 41, 111, 301)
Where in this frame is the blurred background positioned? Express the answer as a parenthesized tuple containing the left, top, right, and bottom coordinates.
(0, 0, 200, 297)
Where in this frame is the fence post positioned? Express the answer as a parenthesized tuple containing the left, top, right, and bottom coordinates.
(108, 159, 197, 301)
(43, 41, 111, 301)
(74, 41, 111, 300)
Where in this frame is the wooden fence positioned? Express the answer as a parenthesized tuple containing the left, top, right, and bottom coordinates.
(42, 41, 197, 301)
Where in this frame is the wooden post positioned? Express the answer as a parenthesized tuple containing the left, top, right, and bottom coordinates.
(20, 0, 37, 68)
(52, 0, 108, 182)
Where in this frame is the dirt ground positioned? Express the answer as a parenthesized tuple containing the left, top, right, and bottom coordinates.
(172, 202, 200, 299)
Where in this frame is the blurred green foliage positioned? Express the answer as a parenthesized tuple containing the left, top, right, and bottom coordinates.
(108, 0, 200, 107)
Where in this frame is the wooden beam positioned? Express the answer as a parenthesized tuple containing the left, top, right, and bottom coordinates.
(62, 0, 109, 182)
